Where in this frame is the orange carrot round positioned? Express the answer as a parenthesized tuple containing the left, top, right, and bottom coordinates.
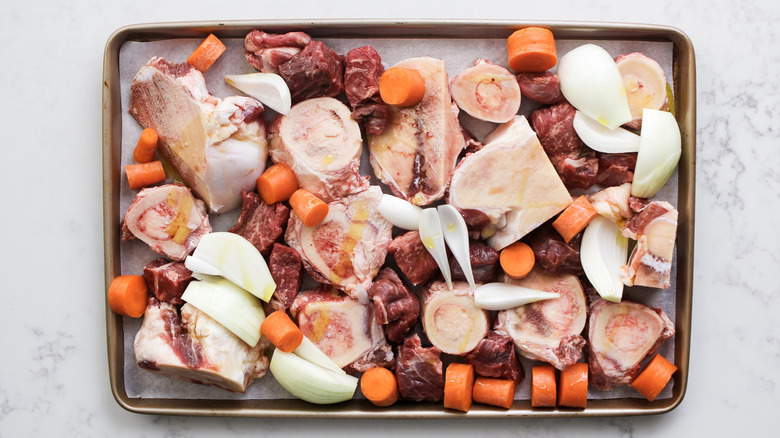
(499, 241, 535, 279)
(289, 189, 329, 227)
(630, 354, 677, 401)
(257, 163, 299, 205)
(472, 377, 516, 409)
(507, 27, 558, 73)
(558, 362, 589, 408)
(552, 196, 597, 243)
(108, 275, 149, 318)
(125, 161, 166, 190)
(360, 367, 399, 407)
(443, 363, 475, 412)
(531, 365, 557, 407)
(187, 34, 227, 73)
(133, 128, 159, 163)
(379, 67, 426, 107)
(261, 310, 304, 353)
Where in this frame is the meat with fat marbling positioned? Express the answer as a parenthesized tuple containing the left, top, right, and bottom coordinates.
(228, 190, 290, 256)
(142, 258, 193, 305)
(516, 71, 565, 105)
(244, 29, 311, 74)
(367, 268, 420, 344)
(395, 334, 444, 402)
(464, 331, 524, 383)
(597, 153, 637, 187)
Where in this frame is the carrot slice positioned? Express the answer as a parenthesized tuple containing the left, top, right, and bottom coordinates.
(507, 27, 558, 73)
(360, 367, 400, 407)
(630, 354, 677, 401)
(552, 195, 597, 243)
(108, 275, 149, 318)
(133, 128, 159, 163)
(499, 241, 535, 279)
(472, 377, 516, 409)
(531, 365, 557, 407)
(444, 363, 475, 412)
(379, 67, 426, 107)
(187, 33, 227, 73)
(260, 310, 304, 353)
(558, 362, 588, 408)
(125, 161, 166, 190)
(289, 189, 329, 227)
(257, 163, 299, 205)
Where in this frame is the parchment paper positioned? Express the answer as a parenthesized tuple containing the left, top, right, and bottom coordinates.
(118, 35, 677, 402)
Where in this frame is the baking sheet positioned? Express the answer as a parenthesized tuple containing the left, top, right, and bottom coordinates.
(103, 20, 695, 417)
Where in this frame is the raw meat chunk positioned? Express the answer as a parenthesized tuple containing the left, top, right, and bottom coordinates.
(278, 41, 345, 103)
(142, 258, 193, 305)
(367, 268, 420, 343)
(449, 240, 499, 284)
(266, 243, 302, 313)
(527, 223, 584, 275)
(465, 331, 524, 383)
(516, 71, 565, 105)
(597, 153, 637, 187)
(244, 29, 311, 74)
(395, 334, 444, 402)
(387, 230, 438, 286)
(228, 190, 289, 256)
(344, 45, 388, 135)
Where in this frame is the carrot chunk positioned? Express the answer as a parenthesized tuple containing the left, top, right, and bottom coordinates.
(261, 310, 304, 353)
(257, 163, 299, 205)
(472, 377, 516, 409)
(379, 67, 426, 107)
(499, 241, 535, 279)
(507, 27, 558, 73)
(289, 189, 329, 227)
(360, 367, 400, 407)
(133, 128, 159, 163)
(443, 363, 475, 412)
(531, 365, 557, 407)
(125, 161, 166, 190)
(187, 34, 227, 73)
(552, 195, 597, 243)
(630, 354, 677, 401)
(108, 275, 149, 318)
(558, 362, 588, 408)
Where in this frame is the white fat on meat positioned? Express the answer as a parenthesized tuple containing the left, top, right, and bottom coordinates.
(290, 287, 393, 373)
(421, 281, 489, 355)
(134, 300, 270, 393)
(122, 184, 211, 261)
(268, 96, 367, 202)
(448, 116, 572, 250)
(494, 269, 587, 370)
(285, 186, 392, 303)
(367, 57, 465, 206)
(588, 183, 634, 224)
(588, 298, 674, 390)
(129, 58, 268, 213)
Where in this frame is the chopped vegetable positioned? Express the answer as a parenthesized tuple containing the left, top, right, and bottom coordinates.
(558, 44, 632, 130)
(293, 336, 346, 375)
(631, 108, 682, 198)
(472, 377, 516, 409)
(581, 215, 629, 302)
(552, 195, 598, 243)
(184, 255, 221, 278)
(261, 310, 304, 353)
(256, 163, 299, 205)
(572, 111, 640, 154)
(360, 367, 399, 407)
(225, 72, 292, 115)
(630, 354, 677, 401)
(289, 189, 329, 227)
(379, 67, 426, 107)
(133, 128, 158, 163)
(506, 27, 558, 72)
(107, 275, 148, 318)
(473, 282, 560, 311)
(188, 232, 276, 302)
(270, 349, 358, 404)
(377, 194, 423, 230)
(125, 161, 165, 190)
(443, 363, 475, 412)
(187, 33, 226, 73)
(418, 208, 452, 290)
(181, 276, 266, 347)
(558, 362, 588, 408)
(438, 204, 475, 289)
(499, 241, 535, 279)
(531, 365, 557, 407)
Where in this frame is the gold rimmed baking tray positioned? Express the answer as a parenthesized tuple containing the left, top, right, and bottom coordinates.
(103, 20, 695, 417)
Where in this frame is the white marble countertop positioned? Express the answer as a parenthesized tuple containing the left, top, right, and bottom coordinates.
(1, 0, 778, 436)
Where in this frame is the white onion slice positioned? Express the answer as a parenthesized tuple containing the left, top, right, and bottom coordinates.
(581, 215, 629, 302)
(184, 255, 221, 277)
(572, 111, 640, 153)
(181, 277, 266, 347)
(270, 350, 358, 404)
(377, 194, 422, 230)
(631, 109, 682, 198)
(558, 44, 633, 130)
(190, 232, 276, 302)
(473, 282, 560, 310)
(293, 336, 346, 375)
(437, 204, 475, 289)
(225, 73, 292, 115)
(418, 208, 452, 290)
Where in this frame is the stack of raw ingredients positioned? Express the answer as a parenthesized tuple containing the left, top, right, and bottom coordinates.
(109, 26, 681, 411)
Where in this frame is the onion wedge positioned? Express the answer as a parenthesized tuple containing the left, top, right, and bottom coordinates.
(377, 194, 422, 230)
(437, 204, 475, 289)
(631, 109, 682, 198)
(270, 350, 358, 404)
(572, 111, 640, 153)
(558, 44, 632, 130)
(419, 208, 452, 290)
(473, 282, 560, 310)
(581, 215, 629, 302)
(225, 73, 292, 115)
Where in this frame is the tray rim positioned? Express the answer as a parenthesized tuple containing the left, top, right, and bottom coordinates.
(102, 18, 696, 418)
